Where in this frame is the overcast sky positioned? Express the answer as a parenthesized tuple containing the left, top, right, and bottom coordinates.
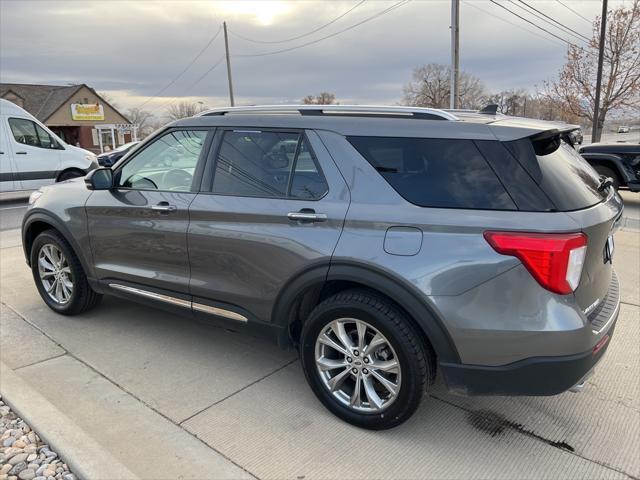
(0, 0, 624, 117)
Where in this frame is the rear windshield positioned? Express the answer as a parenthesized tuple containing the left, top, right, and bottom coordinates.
(347, 136, 516, 210)
(505, 139, 605, 211)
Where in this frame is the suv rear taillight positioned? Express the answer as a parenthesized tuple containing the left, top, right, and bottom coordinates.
(484, 231, 588, 295)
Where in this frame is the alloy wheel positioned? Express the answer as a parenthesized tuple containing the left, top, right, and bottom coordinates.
(314, 318, 401, 413)
(38, 244, 73, 304)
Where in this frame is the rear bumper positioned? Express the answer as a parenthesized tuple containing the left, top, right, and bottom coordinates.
(440, 319, 617, 396)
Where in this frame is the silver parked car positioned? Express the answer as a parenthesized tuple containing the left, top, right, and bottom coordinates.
(22, 105, 622, 429)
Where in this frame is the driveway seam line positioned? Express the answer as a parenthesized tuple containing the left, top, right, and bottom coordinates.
(620, 301, 640, 307)
(13, 352, 68, 371)
(2, 302, 262, 480)
(178, 358, 299, 425)
(431, 394, 639, 480)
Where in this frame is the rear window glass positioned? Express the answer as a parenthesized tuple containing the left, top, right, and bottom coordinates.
(347, 136, 516, 210)
(505, 139, 605, 211)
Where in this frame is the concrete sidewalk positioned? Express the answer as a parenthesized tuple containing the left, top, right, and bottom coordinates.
(0, 228, 638, 479)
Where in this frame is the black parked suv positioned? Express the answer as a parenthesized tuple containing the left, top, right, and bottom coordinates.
(579, 141, 640, 191)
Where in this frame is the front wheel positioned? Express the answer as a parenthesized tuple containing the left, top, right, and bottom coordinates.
(30, 230, 101, 315)
(300, 290, 432, 430)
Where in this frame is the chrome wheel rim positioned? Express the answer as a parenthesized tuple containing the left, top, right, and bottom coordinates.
(38, 244, 73, 304)
(315, 318, 401, 413)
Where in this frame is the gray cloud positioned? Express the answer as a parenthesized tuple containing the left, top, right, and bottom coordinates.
(0, 0, 613, 116)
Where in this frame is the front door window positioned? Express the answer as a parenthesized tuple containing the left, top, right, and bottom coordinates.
(117, 130, 207, 192)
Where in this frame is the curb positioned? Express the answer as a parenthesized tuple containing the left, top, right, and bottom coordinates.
(0, 361, 139, 480)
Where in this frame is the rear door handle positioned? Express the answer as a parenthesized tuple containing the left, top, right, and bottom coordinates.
(287, 210, 327, 223)
(151, 202, 177, 212)
(15, 151, 27, 155)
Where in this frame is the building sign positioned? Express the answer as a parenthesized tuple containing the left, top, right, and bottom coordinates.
(71, 103, 104, 121)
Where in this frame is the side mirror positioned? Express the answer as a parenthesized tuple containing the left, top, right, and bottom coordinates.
(85, 167, 113, 190)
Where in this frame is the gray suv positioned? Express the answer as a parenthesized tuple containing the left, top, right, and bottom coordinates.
(22, 105, 622, 429)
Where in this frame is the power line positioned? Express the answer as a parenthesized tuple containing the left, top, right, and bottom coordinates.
(488, 0, 587, 49)
(507, 0, 589, 43)
(229, 0, 366, 44)
(514, 0, 591, 43)
(149, 56, 225, 116)
(462, 0, 565, 47)
(236, 0, 411, 58)
(136, 25, 223, 109)
(556, 0, 594, 25)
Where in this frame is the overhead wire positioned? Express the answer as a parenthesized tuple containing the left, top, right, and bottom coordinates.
(488, 0, 591, 52)
(228, 0, 367, 44)
(235, 0, 411, 58)
(556, 0, 594, 25)
(462, 0, 566, 47)
(513, 0, 591, 43)
(136, 25, 223, 109)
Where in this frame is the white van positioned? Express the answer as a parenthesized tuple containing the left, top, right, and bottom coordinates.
(0, 99, 97, 195)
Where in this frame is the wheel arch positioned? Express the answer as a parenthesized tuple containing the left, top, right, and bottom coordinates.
(22, 212, 94, 283)
(272, 261, 461, 364)
(56, 168, 86, 182)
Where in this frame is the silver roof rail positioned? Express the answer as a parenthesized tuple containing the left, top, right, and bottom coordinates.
(197, 105, 459, 121)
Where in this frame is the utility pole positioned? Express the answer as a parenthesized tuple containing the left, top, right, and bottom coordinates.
(223, 21, 235, 107)
(450, 0, 460, 109)
(592, 0, 608, 143)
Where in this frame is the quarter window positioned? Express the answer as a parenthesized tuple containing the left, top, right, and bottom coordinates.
(212, 130, 328, 199)
(347, 136, 516, 210)
(8, 118, 60, 149)
(117, 130, 207, 192)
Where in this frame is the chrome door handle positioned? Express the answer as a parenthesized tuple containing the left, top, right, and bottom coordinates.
(287, 211, 327, 223)
(151, 203, 177, 212)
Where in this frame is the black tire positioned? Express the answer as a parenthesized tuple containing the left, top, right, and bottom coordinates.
(594, 165, 621, 190)
(30, 229, 101, 315)
(57, 169, 84, 182)
(300, 289, 432, 430)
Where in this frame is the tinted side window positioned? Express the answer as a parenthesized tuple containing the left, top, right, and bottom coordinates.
(117, 130, 207, 191)
(474, 140, 555, 212)
(347, 136, 516, 210)
(212, 130, 328, 199)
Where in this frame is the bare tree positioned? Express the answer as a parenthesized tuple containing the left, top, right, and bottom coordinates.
(486, 89, 530, 116)
(543, 0, 640, 140)
(166, 101, 207, 121)
(402, 64, 487, 109)
(302, 92, 337, 104)
(125, 107, 155, 139)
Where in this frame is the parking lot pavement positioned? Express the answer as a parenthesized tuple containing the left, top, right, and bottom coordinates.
(0, 229, 638, 479)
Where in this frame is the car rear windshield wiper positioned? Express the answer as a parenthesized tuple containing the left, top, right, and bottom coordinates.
(597, 175, 614, 192)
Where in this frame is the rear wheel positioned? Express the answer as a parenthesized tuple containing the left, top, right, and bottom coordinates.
(300, 290, 431, 430)
(30, 230, 101, 315)
(593, 165, 621, 190)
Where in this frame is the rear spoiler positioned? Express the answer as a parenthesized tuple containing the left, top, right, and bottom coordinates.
(529, 125, 581, 155)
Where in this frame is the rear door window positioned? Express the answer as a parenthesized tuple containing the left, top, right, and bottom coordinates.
(212, 130, 328, 199)
(347, 136, 516, 210)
